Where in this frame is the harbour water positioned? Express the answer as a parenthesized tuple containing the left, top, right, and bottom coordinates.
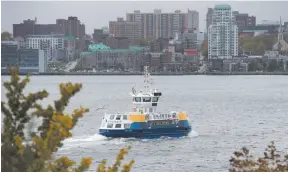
(1, 75, 288, 172)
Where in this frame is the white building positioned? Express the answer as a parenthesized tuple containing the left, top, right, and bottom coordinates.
(25, 34, 65, 61)
(208, 4, 238, 59)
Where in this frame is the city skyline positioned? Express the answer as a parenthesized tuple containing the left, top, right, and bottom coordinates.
(2, 1, 288, 34)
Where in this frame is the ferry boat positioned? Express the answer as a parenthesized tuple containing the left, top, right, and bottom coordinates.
(98, 66, 192, 138)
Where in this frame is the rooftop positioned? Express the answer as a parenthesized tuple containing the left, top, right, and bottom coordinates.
(64, 35, 76, 41)
(88, 43, 111, 52)
(214, 4, 231, 10)
(81, 44, 146, 56)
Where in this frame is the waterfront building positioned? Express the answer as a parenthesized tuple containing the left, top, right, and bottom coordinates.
(208, 4, 238, 59)
(78, 43, 146, 71)
(1, 41, 19, 73)
(18, 49, 46, 73)
(25, 34, 64, 61)
(1, 41, 46, 74)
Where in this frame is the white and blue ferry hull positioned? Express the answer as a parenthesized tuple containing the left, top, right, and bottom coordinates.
(99, 126, 192, 139)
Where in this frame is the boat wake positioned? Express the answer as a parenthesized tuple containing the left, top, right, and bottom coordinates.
(188, 130, 199, 138)
(60, 130, 199, 150)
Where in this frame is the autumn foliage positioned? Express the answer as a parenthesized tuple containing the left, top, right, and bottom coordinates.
(1, 67, 134, 172)
(229, 141, 288, 172)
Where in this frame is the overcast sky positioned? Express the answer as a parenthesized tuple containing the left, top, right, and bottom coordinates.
(2, 1, 288, 35)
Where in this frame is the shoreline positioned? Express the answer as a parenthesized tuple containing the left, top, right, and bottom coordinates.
(2, 72, 288, 76)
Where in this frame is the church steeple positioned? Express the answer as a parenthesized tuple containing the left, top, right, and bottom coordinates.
(278, 16, 284, 42)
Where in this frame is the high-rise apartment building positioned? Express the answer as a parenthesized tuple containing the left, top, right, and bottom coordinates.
(206, 8, 214, 32)
(126, 9, 199, 40)
(56, 16, 86, 38)
(187, 10, 199, 32)
(208, 4, 238, 59)
(109, 18, 140, 42)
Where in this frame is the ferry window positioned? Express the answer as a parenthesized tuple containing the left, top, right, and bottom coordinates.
(122, 115, 128, 120)
(116, 115, 121, 120)
(109, 115, 115, 120)
(143, 97, 151, 102)
(135, 97, 141, 102)
(107, 123, 113, 128)
(149, 108, 153, 113)
(124, 124, 130, 128)
(152, 97, 158, 102)
(115, 124, 122, 128)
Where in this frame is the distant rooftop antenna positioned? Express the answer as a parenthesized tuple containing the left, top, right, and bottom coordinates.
(143, 66, 152, 93)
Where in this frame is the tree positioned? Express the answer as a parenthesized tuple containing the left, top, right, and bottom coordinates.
(201, 40, 208, 60)
(256, 41, 266, 55)
(243, 41, 257, 53)
(1, 31, 12, 41)
(1, 67, 134, 172)
(267, 59, 278, 72)
(239, 34, 253, 54)
(248, 59, 258, 71)
(241, 34, 277, 55)
(229, 141, 288, 172)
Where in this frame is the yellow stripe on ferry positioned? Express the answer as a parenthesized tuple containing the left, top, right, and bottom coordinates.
(129, 114, 146, 122)
(178, 112, 188, 120)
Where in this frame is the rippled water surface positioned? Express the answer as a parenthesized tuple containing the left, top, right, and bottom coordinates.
(2, 75, 288, 172)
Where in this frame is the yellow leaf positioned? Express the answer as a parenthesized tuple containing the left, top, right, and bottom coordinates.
(81, 157, 92, 167)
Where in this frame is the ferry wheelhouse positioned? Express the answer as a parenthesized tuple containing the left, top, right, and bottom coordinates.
(99, 66, 192, 138)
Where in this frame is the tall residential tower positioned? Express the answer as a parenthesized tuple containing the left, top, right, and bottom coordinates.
(208, 4, 238, 59)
